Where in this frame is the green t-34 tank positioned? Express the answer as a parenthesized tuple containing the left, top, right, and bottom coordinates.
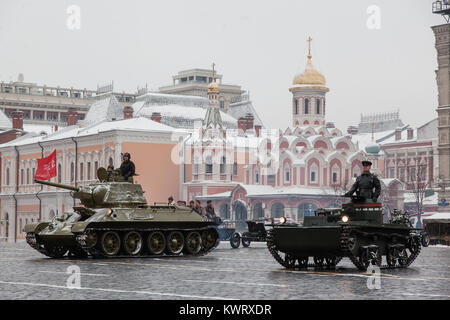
(267, 196, 429, 271)
(24, 168, 219, 258)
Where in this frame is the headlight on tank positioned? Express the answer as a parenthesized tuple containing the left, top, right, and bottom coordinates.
(279, 217, 286, 224)
(107, 208, 113, 215)
(341, 215, 349, 223)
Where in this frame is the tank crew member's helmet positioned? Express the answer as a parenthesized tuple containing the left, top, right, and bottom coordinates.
(362, 160, 372, 166)
(123, 152, 131, 159)
(168, 196, 174, 201)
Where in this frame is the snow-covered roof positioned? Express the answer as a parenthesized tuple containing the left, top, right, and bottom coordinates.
(83, 95, 123, 127)
(423, 212, 450, 223)
(0, 117, 178, 148)
(404, 192, 438, 205)
(228, 100, 264, 127)
(136, 91, 208, 108)
(0, 110, 12, 130)
(239, 184, 337, 197)
(133, 103, 238, 129)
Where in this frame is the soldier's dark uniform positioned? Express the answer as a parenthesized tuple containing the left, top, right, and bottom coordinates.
(344, 161, 381, 202)
(120, 152, 135, 181)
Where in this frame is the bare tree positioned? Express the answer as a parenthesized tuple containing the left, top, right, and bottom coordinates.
(331, 178, 351, 206)
(411, 165, 430, 228)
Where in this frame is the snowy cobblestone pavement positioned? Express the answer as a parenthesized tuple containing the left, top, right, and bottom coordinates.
(0, 242, 449, 300)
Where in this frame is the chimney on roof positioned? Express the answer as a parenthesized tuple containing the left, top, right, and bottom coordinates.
(407, 127, 414, 140)
(67, 108, 78, 126)
(123, 106, 134, 119)
(151, 112, 162, 123)
(255, 125, 262, 137)
(245, 113, 254, 131)
(395, 128, 402, 141)
(12, 111, 24, 130)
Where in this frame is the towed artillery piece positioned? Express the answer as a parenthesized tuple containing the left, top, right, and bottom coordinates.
(266, 196, 429, 271)
(24, 168, 219, 258)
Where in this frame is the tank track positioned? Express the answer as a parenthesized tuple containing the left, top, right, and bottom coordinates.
(266, 229, 342, 270)
(74, 226, 220, 259)
(267, 225, 421, 271)
(340, 225, 421, 271)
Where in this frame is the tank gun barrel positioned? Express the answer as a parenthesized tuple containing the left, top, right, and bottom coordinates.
(34, 179, 79, 192)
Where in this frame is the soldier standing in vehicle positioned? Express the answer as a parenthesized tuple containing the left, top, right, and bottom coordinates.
(344, 160, 381, 202)
(120, 152, 135, 181)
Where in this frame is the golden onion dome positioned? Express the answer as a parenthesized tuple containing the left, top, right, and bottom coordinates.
(208, 81, 219, 93)
(293, 54, 326, 86)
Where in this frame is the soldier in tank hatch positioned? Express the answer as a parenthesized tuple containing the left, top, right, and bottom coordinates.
(120, 152, 135, 181)
(344, 160, 381, 202)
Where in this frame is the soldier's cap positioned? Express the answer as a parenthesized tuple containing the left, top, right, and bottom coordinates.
(123, 152, 131, 158)
(168, 196, 174, 200)
(362, 160, 372, 166)
(207, 200, 212, 204)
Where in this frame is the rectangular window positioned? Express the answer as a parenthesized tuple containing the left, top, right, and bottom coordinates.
(399, 168, 405, 181)
(267, 174, 276, 183)
(233, 162, 238, 176)
(316, 99, 320, 114)
(95, 161, 99, 177)
(311, 171, 316, 183)
(285, 170, 290, 182)
(32, 168, 35, 182)
(410, 167, 416, 181)
(21, 169, 24, 185)
(27, 168, 30, 184)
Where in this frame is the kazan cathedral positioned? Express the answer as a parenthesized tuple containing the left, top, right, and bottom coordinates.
(188, 39, 403, 229)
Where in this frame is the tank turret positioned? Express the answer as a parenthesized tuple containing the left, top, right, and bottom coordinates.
(34, 167, 147, 208)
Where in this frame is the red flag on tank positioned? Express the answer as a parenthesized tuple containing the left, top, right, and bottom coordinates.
(35, 150, 57, 180)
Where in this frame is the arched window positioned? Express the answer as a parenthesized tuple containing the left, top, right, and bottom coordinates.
(80, 163, 84, 181)
(57, 164, 62, 183)
(271, 202, 285, 218)
(220, 156, 226, 174)
(253, 203, 265, 219)
(284, 165, 290, 183)
(87, 162, 91, 180)
(205, 156, 213, 174)
(332, 164, 340, 184)
(298, 203, 318, 220)
(310, 164, 318, 183)
(219, 203, 230, 220)
(304, 98, 309, 114)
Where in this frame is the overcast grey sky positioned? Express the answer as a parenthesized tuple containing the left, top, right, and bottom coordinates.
(0, 0, 445, 131)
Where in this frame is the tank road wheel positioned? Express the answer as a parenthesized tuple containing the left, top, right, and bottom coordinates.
(397, 248, 408, 267)
(230, 232, 241, 248)
(165, 231, 184, 255)
(359, 250, 371, 271)
(44, 245, 68, 258)
(325, 257, 338, 269)
(313, 257, 325, 268)
(202, 229, 218, 251)
(101, 231, 121, 256)
(184, 232, 202, 255)
(386, 248, 397, 267)
(421, 232, 430, 247)
(123, 231, 143, 256)
(298, 256, 309, 268)
(284, 253, 297, 269)
(147, 231, 166, 255)
(85, 230, 98, 248)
